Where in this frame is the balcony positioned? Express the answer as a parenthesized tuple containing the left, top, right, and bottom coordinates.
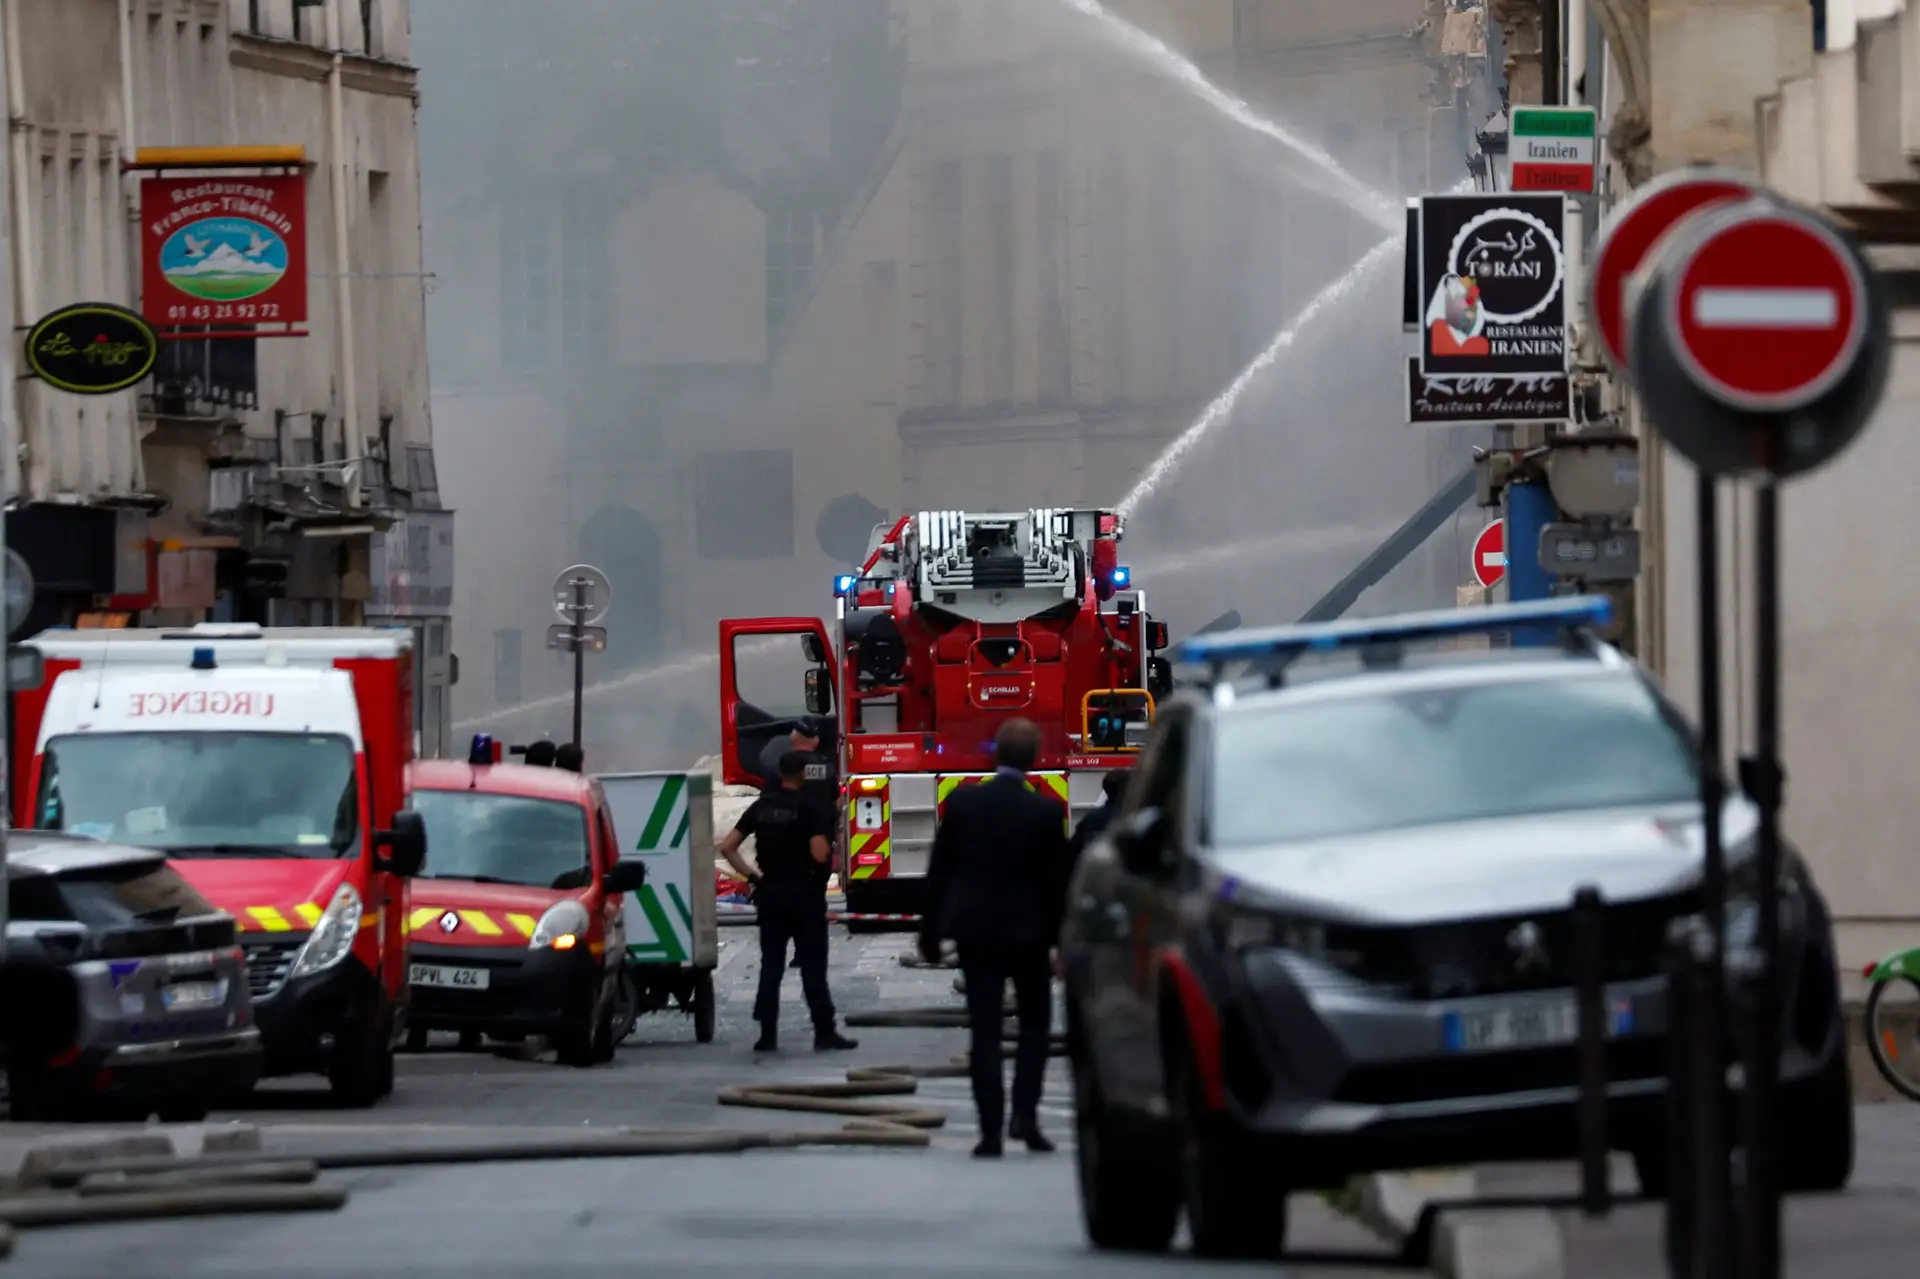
(139, 337, 260, 423)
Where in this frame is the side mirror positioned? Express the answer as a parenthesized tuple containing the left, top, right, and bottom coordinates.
(800, 632, 826, 664)
(1113, 806, 1168, 874)
(805, 666, 834, 716)
(1147, 656, 1172, 700)
(603, 859, 648, 895)
(1146, 620, 1170, 652)
(376, 810, 428, 878)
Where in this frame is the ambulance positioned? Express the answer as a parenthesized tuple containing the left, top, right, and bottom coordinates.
(11, 624, 426, 1107)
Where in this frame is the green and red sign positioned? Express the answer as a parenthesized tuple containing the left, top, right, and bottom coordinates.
(1510, 106, 1598, 194)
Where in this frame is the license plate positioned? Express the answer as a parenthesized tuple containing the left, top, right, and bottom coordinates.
(410, 964, 490, 990)
(1442, 997, 1635, 1054)
(161, 980, 226, 1010)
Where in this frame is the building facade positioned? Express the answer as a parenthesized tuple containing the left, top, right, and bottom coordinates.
(431, 0, 1468, 761)
(2, 0, 453, 756)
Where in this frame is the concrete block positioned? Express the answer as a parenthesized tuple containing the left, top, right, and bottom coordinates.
(1433, 1208, 1566, 1279)
(1355, 1168, 1478, 1238)
(5, 1133, 174, 1190)
(184, 1124, 262, 1156)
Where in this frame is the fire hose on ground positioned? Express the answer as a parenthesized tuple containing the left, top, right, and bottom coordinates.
(0, 998, 1065, 1248)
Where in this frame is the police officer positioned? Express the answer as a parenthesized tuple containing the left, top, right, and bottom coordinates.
(716, 750, 859, 1055)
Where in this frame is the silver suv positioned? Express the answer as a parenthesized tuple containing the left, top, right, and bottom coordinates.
(4, 831, 261, 1120)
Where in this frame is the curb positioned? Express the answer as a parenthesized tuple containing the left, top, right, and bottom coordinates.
(1, 1124, 261, 1192)
(1348, 1170, 1566, 1279)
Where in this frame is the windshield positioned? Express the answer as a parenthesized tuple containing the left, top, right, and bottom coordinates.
(412, 790, 592, 890)
(1209, 673, 1701, 846)
(37, 732, 360, 857)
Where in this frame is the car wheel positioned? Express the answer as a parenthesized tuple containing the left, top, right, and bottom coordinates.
(1863, 976, 1920, 1102)
(405, 1027, 429, 1053)
(458, 1031, 482, 1052)
(1073, 1043, 1177, 1252)
(1172, 1055, 1288, 1259)
(692, 970, 716, 1044)
(555, 984, 600, 1068)
(157, 1098, 212, 1123)
(1781, 1039, 1854, 1193)
(612, 970, 640, 1045)
(329, 1005, 390, 1108)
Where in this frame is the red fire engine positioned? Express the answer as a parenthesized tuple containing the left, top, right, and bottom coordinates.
(719, 508, 1171, 922)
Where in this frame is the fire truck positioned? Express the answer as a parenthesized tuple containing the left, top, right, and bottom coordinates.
(718, 508, 1171, 923)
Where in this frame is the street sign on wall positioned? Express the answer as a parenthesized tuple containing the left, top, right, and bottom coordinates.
(1584, 168, 1755, 372)
(1419, 194, 1569, 378)
(1663, 205, 1868, 412)
(1406, 360, 1572, 425)
(1471, 519, 1507, 588)
(140, 174, 309, 331)
(23, 303, 159, 395)
(1510, 106, 1598, 193)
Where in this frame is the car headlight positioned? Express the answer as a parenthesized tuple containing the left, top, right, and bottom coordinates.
(1724, 850, 1806, 950)
(289, 883, 363, 980)
(530, 900, 590, 951)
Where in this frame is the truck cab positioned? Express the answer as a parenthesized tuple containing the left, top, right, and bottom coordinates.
(11, 624, 426, 1106)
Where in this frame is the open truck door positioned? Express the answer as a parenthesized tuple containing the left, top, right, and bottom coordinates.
(717, 618, 837, 788)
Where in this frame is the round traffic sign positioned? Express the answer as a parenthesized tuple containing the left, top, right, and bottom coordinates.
(552, 563, 612, 627)
(1472, 519, 1507, 588)
(1664, 202, 1868, 413)
(6, 548, 35, 638)
(1585, 167, 1755, 372)
(1628, 197, 1890, 479)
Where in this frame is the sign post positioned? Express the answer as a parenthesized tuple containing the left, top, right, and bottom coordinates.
(549, 564, 612, 748)
(1509, 106, 1599, 193)
(1628, 190, 1890, 1279)
(1471, 519, 1507, 589)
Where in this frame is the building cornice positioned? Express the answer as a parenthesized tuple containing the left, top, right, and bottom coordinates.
(229, 33, 418, 101)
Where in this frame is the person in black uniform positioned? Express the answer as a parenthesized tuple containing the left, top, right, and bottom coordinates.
(918, 718, 1072, 1157)
(554, 743, 585, 774)
(523, 740, 558, 768)
(716, 750, 859, 1055)
(758, 717, 838, 970)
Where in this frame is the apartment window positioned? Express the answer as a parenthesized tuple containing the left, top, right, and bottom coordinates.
(560, 191, 610, 366)
(500, 197, 554, 369)
(766, 206, 816, 335)
(695, 450, 793, 558)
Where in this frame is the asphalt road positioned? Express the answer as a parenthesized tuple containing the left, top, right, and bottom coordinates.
(10, 927, 1915, 1277)
(4, 928, 1410, 1279)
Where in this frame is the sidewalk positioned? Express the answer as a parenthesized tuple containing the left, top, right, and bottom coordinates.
(1469, 1102, 1920, 1277)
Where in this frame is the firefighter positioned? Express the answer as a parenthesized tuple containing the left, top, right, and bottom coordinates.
(554, 743, 585, 773)
(759, 717, 839, 970)
(716, 750, 859, 1054)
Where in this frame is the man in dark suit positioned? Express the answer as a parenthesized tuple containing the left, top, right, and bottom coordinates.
(918, 718, 1071, 1158)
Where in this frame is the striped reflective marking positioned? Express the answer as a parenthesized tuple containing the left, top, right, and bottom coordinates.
(407, 907, 439, 935)
(247, 906, 294, 932)
(506, 913, 537, 938)
(456, 910, 503, 936)
(296, 902, 324, 928)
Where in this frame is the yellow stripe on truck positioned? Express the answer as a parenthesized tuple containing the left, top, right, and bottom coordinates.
(296, 902, 324, 928)
(246, 906, 293, 932)
(407, 907, 439, 935)
(457, 910, 504, 936)
(506, 913, 537, 938)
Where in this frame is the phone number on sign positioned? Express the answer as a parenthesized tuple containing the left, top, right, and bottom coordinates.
(164, 302, 282, 322)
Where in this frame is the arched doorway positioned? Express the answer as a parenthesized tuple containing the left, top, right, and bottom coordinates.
(578, 504, 663, 671)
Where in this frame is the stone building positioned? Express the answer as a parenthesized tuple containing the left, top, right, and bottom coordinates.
(1, 0, 452, 756)
(426, 0, 1473, 762)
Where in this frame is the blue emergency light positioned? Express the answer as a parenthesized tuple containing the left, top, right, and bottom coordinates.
(1175, 595, 1613, 668)
(469, 733, 496, 765)
(834, 574, 858, 596)
(1112, 566, 1131, 588)
(190, 646, 217, 670)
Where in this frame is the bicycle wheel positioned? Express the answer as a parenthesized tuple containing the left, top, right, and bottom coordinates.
(1865, 976, 1920, 1102)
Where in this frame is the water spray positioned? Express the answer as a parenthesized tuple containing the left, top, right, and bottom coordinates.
(1118, 233, 1401, 516)
(455, 635, 788, 731)
(1054, 0, 1399, 230)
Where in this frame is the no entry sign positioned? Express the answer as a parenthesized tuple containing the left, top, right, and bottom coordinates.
(1585, 168, 1755, 372)
(1472, 519, 1506, 588)
(1664, 204, 1868, 412)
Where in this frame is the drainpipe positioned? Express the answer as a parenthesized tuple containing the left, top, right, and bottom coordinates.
(324, 0, 363, 508)
(4, 0, 33, 328)
(118, 0, 135, 167)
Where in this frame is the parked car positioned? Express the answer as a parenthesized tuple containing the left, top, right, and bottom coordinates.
(4, 830, 261, 1120)
(1060, 598, 1853, 1259)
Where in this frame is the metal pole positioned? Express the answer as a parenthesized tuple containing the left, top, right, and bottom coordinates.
(1572, 884, 1612, 1217)
(1664, 921, 1700, 1274)
(569, 579, 586, 748)
(0, 0, 14, 954)
(1691, 470, 1731, 1279)
(1740, 477, 1784, 1278)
